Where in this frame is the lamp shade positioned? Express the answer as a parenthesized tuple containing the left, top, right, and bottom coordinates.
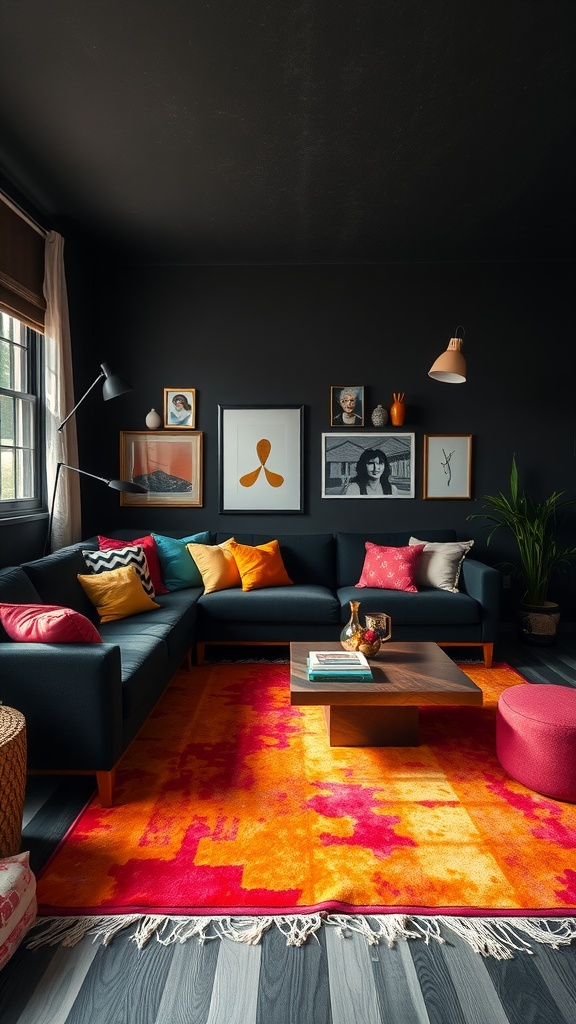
(428, 337, 466, 383)
(101, 362, 133, 401)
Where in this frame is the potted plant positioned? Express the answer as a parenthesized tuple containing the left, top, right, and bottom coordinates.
(468, 456, 576, 644)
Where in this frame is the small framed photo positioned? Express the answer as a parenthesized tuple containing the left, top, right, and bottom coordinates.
(119, 430, 203, 506)
(423, 434, 473, 499)
(163, 388, 196, 428)
(219, 405, 304, 513)
(330, 385, 364, 426)
(322, 432, 415, 497)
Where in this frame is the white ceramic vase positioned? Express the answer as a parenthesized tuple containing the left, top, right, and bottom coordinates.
(145, 408, 161, 429)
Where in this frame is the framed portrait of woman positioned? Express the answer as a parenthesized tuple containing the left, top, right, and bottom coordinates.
(322, 432, 415, 497)
(163, 388, 196, 428)
(330, 385, 364, 426)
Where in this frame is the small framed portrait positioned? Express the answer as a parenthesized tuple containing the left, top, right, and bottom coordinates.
(163, 388, 196, 428)
(423, 434, 473, 499)
(330, 385, 364, 427)
(322, 432, 415, 498)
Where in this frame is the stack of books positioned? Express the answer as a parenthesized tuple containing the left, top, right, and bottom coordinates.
(307, 649, 373, 681)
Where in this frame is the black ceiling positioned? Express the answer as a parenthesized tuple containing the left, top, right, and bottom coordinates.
(0, 1, 574, 264)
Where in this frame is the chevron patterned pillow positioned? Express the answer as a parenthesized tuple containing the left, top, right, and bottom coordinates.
(82, 545, 155, 598)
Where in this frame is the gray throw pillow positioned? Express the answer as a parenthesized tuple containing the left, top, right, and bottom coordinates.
(408, 537, 474, 593)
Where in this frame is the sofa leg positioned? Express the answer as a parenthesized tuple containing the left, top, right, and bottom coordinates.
(483, 643, 494, 669)
(97, 769, 116, 807)
(196, 642, 205, 666)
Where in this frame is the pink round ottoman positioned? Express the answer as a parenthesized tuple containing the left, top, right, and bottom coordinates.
(496, 684, 576, 802)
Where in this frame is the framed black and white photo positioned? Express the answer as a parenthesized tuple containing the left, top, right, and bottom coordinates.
(322, 432, 415, 498)
(330, 385, 364, 426)
(219, 405, 304, 513)
(163, 388, 196, 428)
(423, 434, 473, 499)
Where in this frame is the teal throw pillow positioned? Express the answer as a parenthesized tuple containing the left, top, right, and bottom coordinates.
(152, 532, 210, 590)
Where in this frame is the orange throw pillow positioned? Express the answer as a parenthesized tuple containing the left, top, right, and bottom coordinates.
(229, 538, 293, 592)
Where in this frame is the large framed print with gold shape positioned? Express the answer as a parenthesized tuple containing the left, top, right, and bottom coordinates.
(219, 405, 304, 513)
(119, 430, 203, 506)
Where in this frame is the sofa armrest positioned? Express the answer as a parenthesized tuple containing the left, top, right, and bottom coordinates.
(459, 559, 502, 641)
(0, 643, 123, 771)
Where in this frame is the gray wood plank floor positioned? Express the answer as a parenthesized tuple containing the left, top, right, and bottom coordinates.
(2, 634, 575, 1024)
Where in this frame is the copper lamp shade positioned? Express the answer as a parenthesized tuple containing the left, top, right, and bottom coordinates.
(428, 334, 466, 383)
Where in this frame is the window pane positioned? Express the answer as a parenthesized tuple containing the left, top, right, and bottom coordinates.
(0, 449, 15, 499)
(16, 447, 35, 499)
(0, 394, 14, 443)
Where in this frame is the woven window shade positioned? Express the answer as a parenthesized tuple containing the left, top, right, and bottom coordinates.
(0, 195, 46, 332)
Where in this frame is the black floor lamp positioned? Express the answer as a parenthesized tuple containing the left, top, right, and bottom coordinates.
(45, 362, 147, 553)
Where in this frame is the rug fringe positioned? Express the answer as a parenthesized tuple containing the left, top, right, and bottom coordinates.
(27, 913, 576, 959)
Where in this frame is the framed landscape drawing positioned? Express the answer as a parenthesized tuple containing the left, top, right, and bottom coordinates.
(322, 432, 415, 497)
(163, 388, 196, 428)
(119, 430, 203, 506)
(423, 434, 472, 499)
(219, 405, 304, 513)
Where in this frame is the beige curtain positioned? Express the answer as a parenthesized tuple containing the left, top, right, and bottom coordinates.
(44, 232, 82, 550)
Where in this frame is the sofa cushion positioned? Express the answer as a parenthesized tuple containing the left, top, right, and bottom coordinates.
(0, 603, 102, 643)
(152, 531, 211, 590)
(409, 536, 475, 593)
(78, 565, 160, 623)
(336, 530, 458, 588)
(82, 545, 156, 598)
(189, 539, 242, 593)
(228, 538, 293, 591)
(215, 533, 336, 588)
(98, 534, 168, 594)
(22, 543, 100, 623)
(356, 542, 426, 592)
(338, 585, 482, 626)
(0, 852, 37, 971)
(199, 584, 340, 624)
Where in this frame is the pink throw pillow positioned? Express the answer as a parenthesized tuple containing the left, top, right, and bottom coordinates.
(0, 603, 102, 643)
(98, 534, 168, 594)
(355, 543, 426, 592)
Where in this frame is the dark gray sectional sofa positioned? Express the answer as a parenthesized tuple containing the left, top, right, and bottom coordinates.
(0, 528, 500, 805)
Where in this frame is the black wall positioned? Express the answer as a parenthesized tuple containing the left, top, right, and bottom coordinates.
(4, 256, 575, 621)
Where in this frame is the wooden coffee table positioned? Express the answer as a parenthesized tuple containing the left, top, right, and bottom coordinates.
(290, 641, 483, 747)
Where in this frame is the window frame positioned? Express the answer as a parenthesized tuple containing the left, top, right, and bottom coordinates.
(0, 314, 45, 519)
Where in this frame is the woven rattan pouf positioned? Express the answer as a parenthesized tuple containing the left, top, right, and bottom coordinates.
(496, 684, 576, 803)
(0, 706, 27, 857)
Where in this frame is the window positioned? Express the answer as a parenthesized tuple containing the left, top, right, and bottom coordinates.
(0, 311, 43, 515)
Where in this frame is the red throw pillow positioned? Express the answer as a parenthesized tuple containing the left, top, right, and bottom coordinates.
(98, 534, 168, 594)
(355, 543, 426, 592)
(0, 603, 102, 643)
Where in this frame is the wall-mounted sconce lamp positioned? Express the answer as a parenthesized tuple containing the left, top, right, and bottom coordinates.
(428, 327, 466, 383)
(45, 462, 146, 554)
(58, 362, 133, 432)
(47, 361, 145, 553)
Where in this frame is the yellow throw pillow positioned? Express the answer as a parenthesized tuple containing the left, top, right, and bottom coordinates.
(228, 538, 293, 592)
(186, 539, 242, 594)
(77, 564, 160, 623)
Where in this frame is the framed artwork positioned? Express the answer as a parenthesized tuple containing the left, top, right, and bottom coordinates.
(119, 430, 203, 506)
(330, 385, 364, 427)
(423, 434, 473, 499)
(322, 432, 415, 498)
(219, 405, 304, 513)
(163, 388, 196, 428)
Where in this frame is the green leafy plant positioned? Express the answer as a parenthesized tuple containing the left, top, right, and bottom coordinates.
(467, 456, 576, 606)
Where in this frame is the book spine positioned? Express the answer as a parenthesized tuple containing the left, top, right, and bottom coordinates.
(307, 672, 373, 681)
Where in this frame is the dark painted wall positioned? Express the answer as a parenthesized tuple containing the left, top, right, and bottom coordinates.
(3, 257, 575, 621)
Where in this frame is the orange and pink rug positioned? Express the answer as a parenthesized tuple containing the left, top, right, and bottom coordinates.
(31, 662, 576, 957)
